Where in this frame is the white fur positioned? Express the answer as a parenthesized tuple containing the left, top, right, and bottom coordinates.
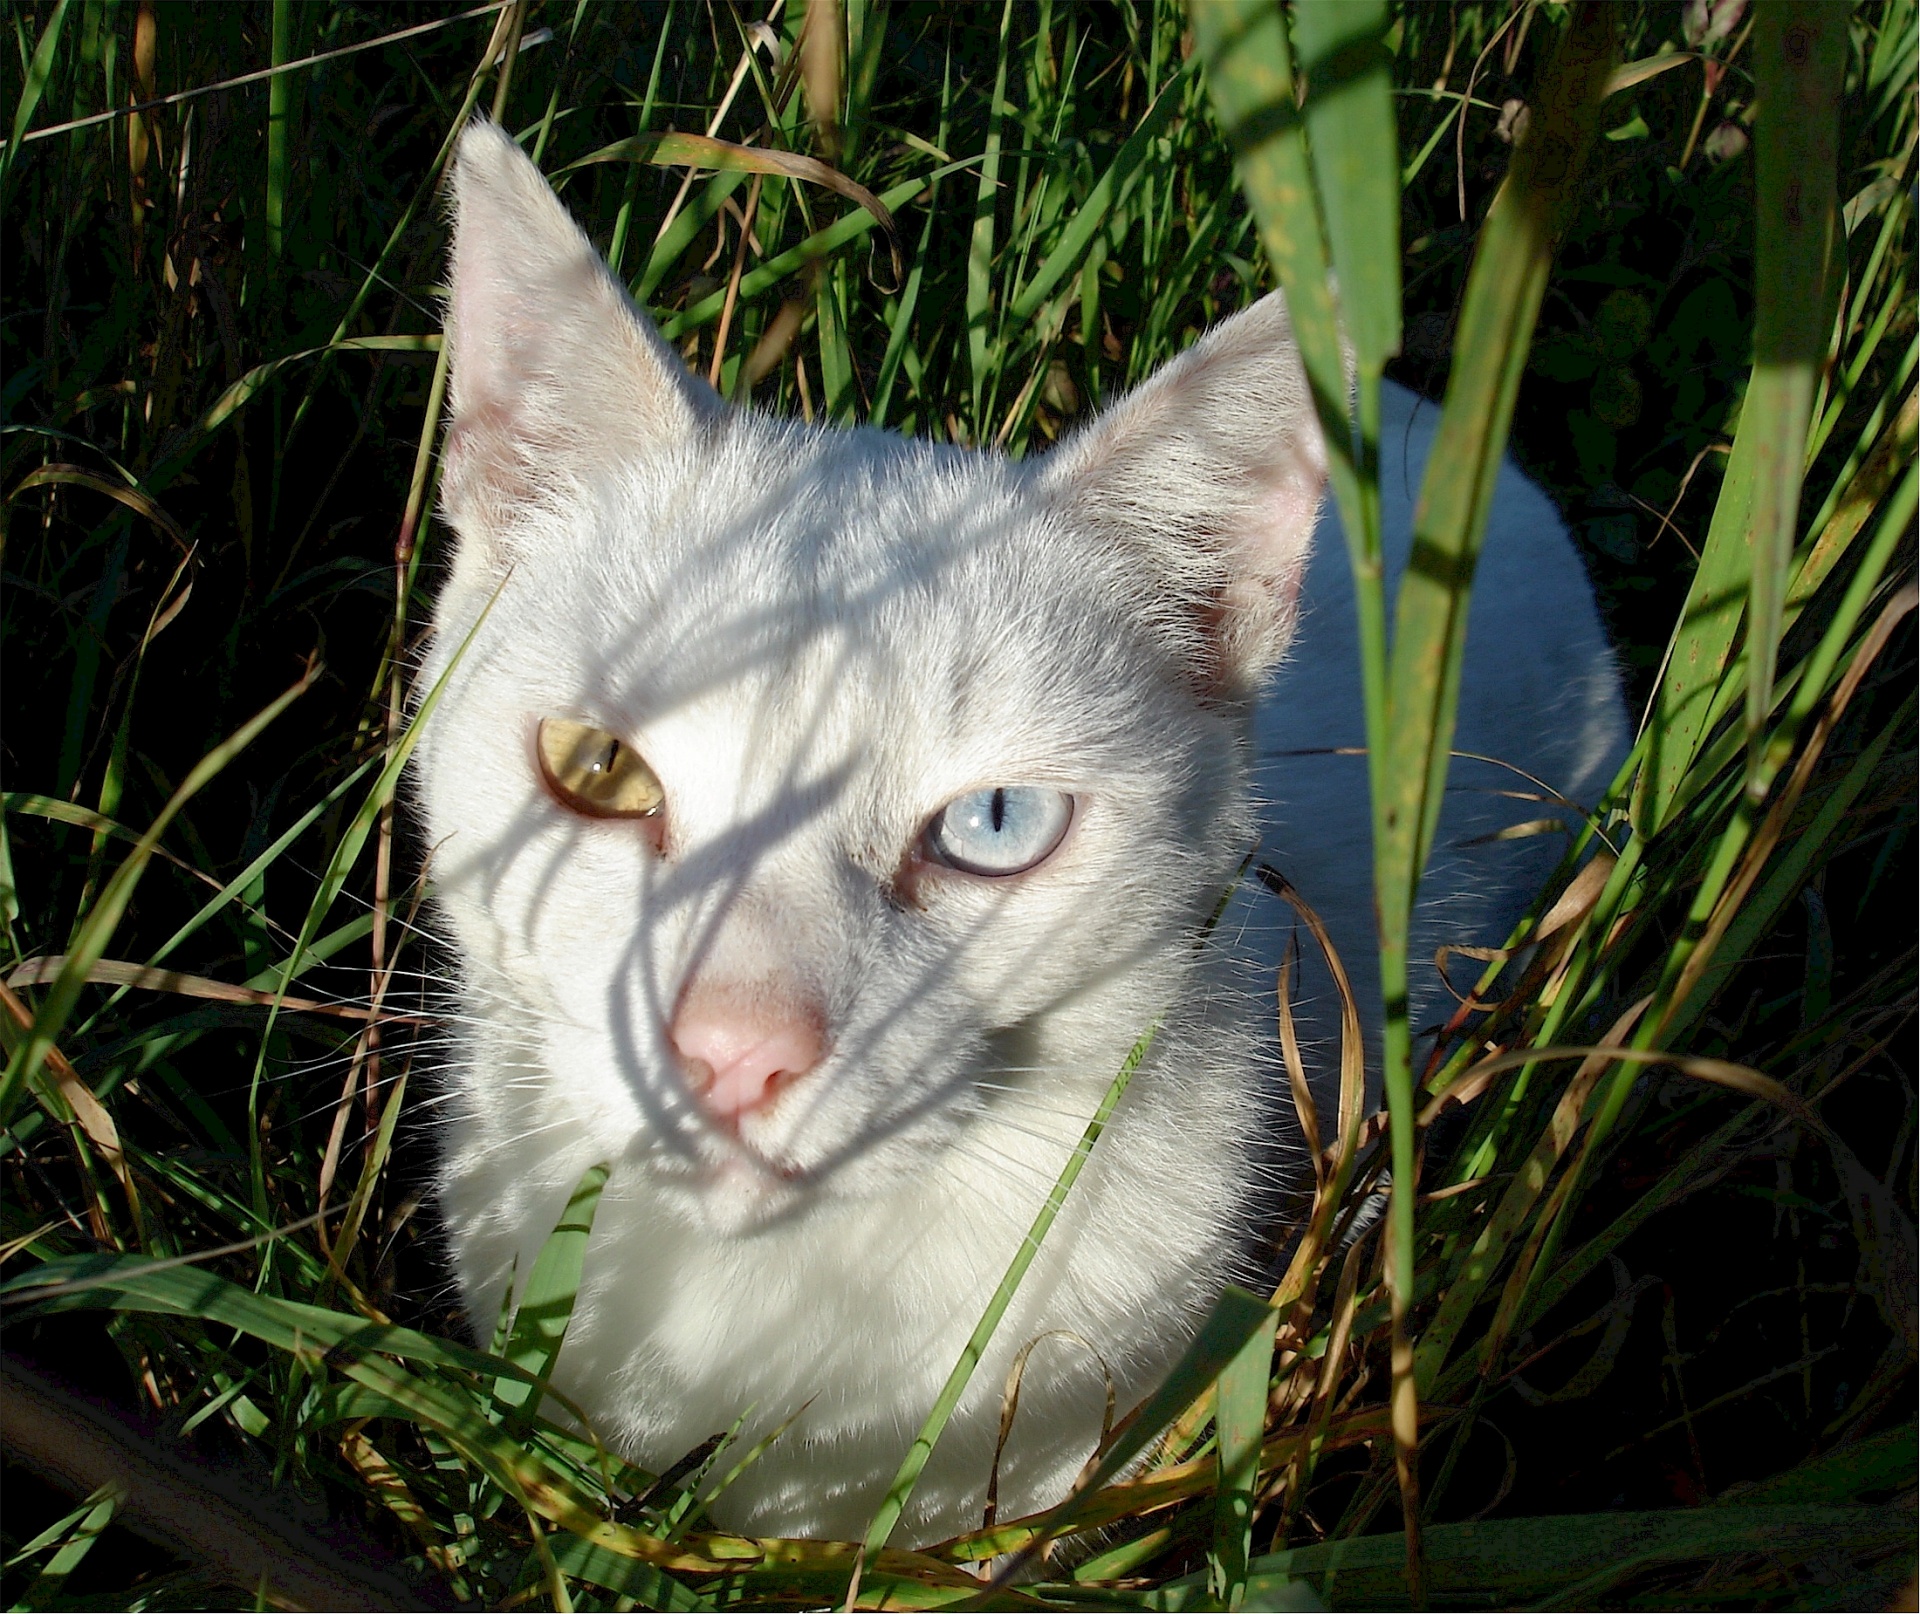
(411, 122, 1627, 1544)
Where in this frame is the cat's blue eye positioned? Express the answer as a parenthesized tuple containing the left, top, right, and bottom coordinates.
(925, 787, 1073, 877)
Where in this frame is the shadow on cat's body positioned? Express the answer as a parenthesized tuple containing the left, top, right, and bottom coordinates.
(413, 121, 1626, 1545)
(1243, 382, 1627, 1089)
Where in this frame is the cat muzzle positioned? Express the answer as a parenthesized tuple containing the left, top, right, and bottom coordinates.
(670, 992, 828, 1133)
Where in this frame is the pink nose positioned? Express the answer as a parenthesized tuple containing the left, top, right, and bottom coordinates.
(670, 997, 825, 1128)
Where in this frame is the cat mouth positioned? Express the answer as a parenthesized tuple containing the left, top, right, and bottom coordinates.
(711, 1140, 808, 1186)
(664, 1146, 820, 1234)
(663, 1122, 812, 1194)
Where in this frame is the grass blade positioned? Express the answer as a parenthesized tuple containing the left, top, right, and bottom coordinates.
(1005, 67, 1187, 326)
(979, 1286, 1281, 1584)
(5, 1259, 548, 1394)
(1367, 12, 1617, 1582)
(546, 1532, 710, 1610)
(1379, 0, 1617, 979)
(1190, 1, 1347, 464)
(497, 1163, 610, 1426)
(1193, 0, 1393, 881)
(1191, 1505, 1913, 1612)
(196, 335, 441, 437)
(563, 131, 903, 286)
(657, 163, 972, 341)
(1207, 1295, 1277, 1610)
(0, 0, 70, 193)
(1741, 4, 1848, 799)
(1291, 0, 1400, 373)
(1633, 433, 1758, 836)
(861, 1016, 1159, 1558)
(265, 0, 292, 259)
(966, 0, 1015, 434)
(0, 665, 318, 1130)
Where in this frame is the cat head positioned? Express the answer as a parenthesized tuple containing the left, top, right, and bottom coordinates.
(415, 120, 1325, 1230)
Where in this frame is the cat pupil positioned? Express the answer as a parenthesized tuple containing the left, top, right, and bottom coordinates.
(927, 785, 1072, 876)
(533, 719, 665, 820)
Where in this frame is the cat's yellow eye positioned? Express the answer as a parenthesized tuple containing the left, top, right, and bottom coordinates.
(535, 719, 665, 819)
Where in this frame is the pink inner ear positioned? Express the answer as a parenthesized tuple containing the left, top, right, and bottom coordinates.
(1247, 460, 1325, 610)
(440, 125, 720, 541)
(438, 397, 533, 536)
(449, 251, 596, 426)
(448, 271, 518, 419)
(1195, 455, 1325, 693)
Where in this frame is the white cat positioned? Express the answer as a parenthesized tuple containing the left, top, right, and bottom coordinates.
(412, 120, 1626, 1545)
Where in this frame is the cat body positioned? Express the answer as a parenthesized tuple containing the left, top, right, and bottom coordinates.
(413, 122, 1626, 1544)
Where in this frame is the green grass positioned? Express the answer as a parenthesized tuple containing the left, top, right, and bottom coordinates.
(2, 2, 1914, 1609)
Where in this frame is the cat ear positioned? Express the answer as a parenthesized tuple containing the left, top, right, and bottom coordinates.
(1035, 291, 1327, 696)
(441, 119, 721, 557)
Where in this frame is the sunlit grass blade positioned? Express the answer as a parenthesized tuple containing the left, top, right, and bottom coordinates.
(1633, 428, 1759, 837)
(496, 1163, 609, 1427)
(861, 1016, 1158, 1559)
(870, 154, 943, 423)
(1189, 1, 1348, 472)
(4, 1253, 551, 1381)
(6, 463, 190, 549)
(657, 163, 970, 342)
(546, 1532, 710, 1611)
(193, 335, 441, 438)
(950, 1403, 1395, 1568)
(1417, 997, 1646, 1386)
(965, 0, 1015, 435)
(5, 1258, 769, 1577)
(1286, 0, 1401, 831)
(1659, 577, 1918, 1041)
(1379, 0, 1617, 998)
(1005, 67, 1187, 327)
(9, 1482, 120, 1609)
(970, 1286, 1287, 1582)
(635, 169, 750, 303)
(563, 131, 902, 284)
(118, 756, 376, 987)
(1291, 0, 1400, 375)
(1, 794, 226, 894)
(1206, 1294, 1276, 1611)
(1654, 390, 1918, 830)
(1359, 4, 1616, 1287)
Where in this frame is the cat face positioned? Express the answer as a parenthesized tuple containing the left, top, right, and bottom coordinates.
(413, 122, 1324, 1233)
